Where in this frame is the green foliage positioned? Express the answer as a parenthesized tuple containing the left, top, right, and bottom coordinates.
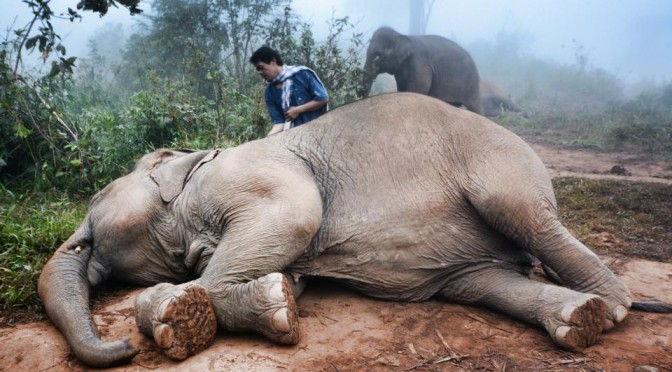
(76, 0, 143, 15)
(118, 0, 291, 98)
(0, 186, 87, 321)
(1, 38, 88, 192)
(262, 12, 366, 107)
(302, 16, 366, 106)
(118, 0, 227, 97)
(118, 77, 266, 149)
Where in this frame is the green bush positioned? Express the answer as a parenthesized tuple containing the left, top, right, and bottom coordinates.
(0, 186, 87, 321)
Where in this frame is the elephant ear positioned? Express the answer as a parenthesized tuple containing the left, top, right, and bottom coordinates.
(393, 34, 413, 67)
(151, 150, 219, 203)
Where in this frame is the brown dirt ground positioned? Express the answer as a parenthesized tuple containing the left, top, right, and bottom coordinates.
(1, 143, 671, 371)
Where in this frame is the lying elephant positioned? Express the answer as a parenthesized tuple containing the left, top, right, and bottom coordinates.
(38, 93, 669, 367)
(480, 79, 524, 118)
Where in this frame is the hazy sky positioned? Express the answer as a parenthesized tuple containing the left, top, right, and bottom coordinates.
(2, 0, 671, 83)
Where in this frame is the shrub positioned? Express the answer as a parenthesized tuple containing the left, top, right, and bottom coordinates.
(0, 186, 87, 322)
(603, 89, 672, 155)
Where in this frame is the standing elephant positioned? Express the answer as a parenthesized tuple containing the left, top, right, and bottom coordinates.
(38, 93, 669, 367)
(480, 79, 524, 118)
(361, 26, 483, 115)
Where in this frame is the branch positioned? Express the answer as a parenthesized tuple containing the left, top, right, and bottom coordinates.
(14, 5, 40, 75)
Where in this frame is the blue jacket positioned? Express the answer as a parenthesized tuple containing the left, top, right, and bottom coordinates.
(264, 69, 329, 126)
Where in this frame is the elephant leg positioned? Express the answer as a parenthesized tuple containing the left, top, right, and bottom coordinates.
(466, 170, 632, 329)
(514, 218, 631, 330)
(543, 227, 631, 330)
(203, 272, 300, 344)
(135, 273, 300, 360)
(182, 183, 320, 345)
(439, 268, 606, 350)
(285, 273, 308, 298)
(134, 282, 217, 360)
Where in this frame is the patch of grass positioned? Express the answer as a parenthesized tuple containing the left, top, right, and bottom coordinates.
(553, 177, 672, 262)
(0, 187, 87, 325)
(496, 98, 672, 161)
(497, 109, 602, 149)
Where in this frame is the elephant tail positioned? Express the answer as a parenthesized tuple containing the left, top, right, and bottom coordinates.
(631, 301, 672, 313)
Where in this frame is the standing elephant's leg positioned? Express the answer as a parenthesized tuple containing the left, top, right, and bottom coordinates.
(395, 64, 432, 95)
(439, 268, 606, 349)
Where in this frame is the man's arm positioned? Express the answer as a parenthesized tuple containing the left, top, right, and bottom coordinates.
(265, 86, 287, 136)
(284, 99, 329, 121)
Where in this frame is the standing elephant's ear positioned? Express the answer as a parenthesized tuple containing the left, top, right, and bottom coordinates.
(151, 150, 216, 203)
(393, 34, 413, 67)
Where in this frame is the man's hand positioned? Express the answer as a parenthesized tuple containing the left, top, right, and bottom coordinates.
(285, 106, 302, 121)
(285, 99, 329, 122)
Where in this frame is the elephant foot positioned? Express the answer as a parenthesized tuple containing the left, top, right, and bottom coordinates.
(551, 296, 606, 350)
(254, 273, 300, 345)
(150, 283, 217, 360)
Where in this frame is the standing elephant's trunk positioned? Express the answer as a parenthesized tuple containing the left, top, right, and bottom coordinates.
(38, 223, 138, 367)
(359, 72, 375, 98)
(358, 58, 378, 98)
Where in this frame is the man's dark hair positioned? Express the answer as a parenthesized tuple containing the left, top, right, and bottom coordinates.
(249, 46, 284, 66)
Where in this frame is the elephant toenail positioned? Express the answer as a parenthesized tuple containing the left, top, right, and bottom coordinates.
(269, 282, 286, 302)
(560, 305, 576, 323)
(154, 323, 175, 349)
(156, 298, 175, 321)
(613, 305, 628, 322)
(261, 272, 283, 284)
(554, 325, 570, 340)
(603, 318, 615, 330)
(272, 308, 291, 333)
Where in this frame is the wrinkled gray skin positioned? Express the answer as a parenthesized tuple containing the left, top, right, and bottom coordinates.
(480, 79, 524, 118)
(361, 27, 483, 115)
(40, 93, 637, 367)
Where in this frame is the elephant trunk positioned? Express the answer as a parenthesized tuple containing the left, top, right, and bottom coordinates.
(358, 59, 378, 98)
(38, 224, 138, 367)
(360, 73, 375, 98)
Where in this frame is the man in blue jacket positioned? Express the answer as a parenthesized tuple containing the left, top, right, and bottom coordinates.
(250, 46, 330, 136)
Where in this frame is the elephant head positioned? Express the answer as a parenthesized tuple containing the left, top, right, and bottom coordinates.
(359, 27, 412, 97)
(37, 149, 212, 367)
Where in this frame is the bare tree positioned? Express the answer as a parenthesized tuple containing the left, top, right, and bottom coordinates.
(409, 0, 435, 35)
